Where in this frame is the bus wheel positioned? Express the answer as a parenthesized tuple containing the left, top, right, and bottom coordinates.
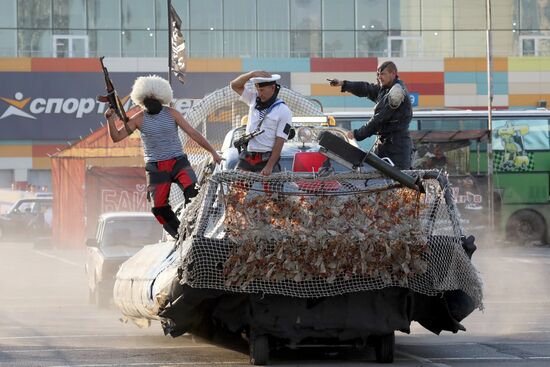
(506, 210, 546, 245)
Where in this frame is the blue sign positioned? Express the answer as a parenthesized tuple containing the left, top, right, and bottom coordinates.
(0, 71, 291, 141)
(409, 92, 419, 107)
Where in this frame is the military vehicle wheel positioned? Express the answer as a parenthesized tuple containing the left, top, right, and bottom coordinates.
(374, 332, 394, 363)
(249, 331, 269, 365)
(506, 210, 546, 245)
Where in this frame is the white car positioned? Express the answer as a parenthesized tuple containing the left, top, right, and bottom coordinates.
(85, 212, 163, 307)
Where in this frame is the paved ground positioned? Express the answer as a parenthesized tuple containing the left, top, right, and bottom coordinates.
(1, 240, 550, 366)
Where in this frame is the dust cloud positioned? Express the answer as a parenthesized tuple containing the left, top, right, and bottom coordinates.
(461, 229, 550, 337)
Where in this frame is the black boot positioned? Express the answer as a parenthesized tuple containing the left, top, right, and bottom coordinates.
(163, 218, 181, 240)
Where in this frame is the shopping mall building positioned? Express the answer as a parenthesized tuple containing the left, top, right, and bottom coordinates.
(0, 0, 548, 188)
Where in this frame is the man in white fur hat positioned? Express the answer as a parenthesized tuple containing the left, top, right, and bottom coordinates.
(105, 75, 222, 240)
(230, 71, 293, 176)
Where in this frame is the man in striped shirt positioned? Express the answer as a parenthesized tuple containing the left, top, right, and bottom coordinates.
(105, 75, 221, 240)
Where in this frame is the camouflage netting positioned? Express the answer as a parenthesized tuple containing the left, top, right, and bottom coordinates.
(174, 170, 483, 309)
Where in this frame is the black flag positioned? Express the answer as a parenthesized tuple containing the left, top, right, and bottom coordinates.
(169, 3, 186, 84)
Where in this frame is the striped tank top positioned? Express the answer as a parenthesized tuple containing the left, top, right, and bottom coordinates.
(140, 107, 183, 163)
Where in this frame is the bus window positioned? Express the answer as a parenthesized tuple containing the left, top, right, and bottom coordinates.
(493, 118, 550, 172)
(413, 141, 470, 176)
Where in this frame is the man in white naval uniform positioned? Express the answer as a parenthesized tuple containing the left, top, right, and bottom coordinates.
(230, 71, 293, 176)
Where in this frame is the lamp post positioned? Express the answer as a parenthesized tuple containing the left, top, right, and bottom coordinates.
(486, 0, 495, 233)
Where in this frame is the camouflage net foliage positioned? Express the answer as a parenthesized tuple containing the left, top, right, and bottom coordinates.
(176, 170, 484, 309)
(223, 186, 428, 287)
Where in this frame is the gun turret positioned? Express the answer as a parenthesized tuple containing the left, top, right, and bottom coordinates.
(318, 131, 424, 193)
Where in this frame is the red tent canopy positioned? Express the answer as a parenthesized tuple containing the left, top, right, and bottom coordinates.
(51, 125, 145, 247)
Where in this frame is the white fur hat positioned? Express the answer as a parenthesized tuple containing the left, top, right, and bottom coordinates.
(130, 75, 173, 107)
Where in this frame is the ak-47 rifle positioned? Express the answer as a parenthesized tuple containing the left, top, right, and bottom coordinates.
(233, 129, 265, 153)
(97, 57, 130, 131)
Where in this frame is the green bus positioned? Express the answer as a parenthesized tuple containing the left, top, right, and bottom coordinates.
(329, 109, 550, 245)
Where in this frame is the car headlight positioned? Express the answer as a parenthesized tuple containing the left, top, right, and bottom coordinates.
(297, 127, 314, 143)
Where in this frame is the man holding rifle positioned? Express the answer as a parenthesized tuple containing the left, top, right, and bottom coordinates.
(104, 74, 221, 240)
(230, 71, 293, 176)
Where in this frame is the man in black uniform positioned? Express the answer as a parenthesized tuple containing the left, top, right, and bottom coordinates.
(328, 61, 413, 169)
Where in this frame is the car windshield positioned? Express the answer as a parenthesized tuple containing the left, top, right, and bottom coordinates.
(102, 218, 162, 248)
(8, 201, 35, 214)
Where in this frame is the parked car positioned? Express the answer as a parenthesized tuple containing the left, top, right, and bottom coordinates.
(85, 212, 163, 307)
(0, 197, 52, 241)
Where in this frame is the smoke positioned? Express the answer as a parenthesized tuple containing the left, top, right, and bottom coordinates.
(461, 230, 550, 337)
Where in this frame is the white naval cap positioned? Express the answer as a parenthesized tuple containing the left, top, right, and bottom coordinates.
(250, 74, 281, 85)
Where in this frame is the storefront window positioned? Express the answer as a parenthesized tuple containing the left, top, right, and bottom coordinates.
(421, 30, 453, 57)
(189, 0, 222, 30)
(357, 30, 387, 57)
(291, 30, 321, 57)
(122, 0, 155, 30)
(491, 0, 518, 30)
(224, 0, 256, 30)
(121, 30, 156, 57)
(389, 0, 420, 30)
(87, 0, 120, 30)
(520, 0, 550, 31)
(356, 0, 388, 30)
(323, 31, 354, 57)
(290, 0, 321, 30)
(422, 0, 453, 30)
(454, 31, 486, 56)
(53, 0, 85, 29)
(224, 31, 257, 57)
(0, 30, 17, 56)
(454, 0, 486, 30)
(258, 0, 289, 30)
(189, 30, 223, 57)
(257, 31, 289, 57)
(0, 0, 16, 27)
(18, 29, 52, 56)
(18, 0, 51, 28)
(323, 0, 353, 30)
(88, 30, 121, 57)
(155, 30, 168, 57)
(492, 30, 519, 57)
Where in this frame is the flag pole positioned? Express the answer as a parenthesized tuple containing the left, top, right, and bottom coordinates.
(167, 0, 173, 86)
(486, 0, 494, 234)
